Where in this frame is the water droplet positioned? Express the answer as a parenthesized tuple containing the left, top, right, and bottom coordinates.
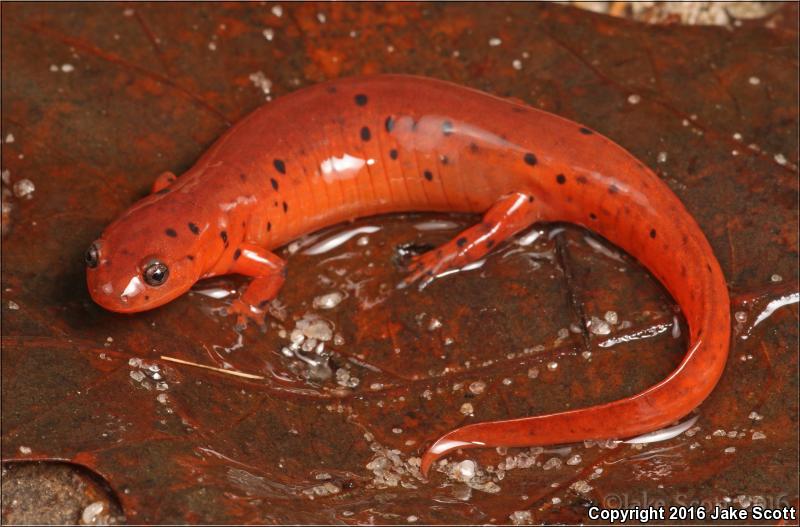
(589, 316, 611, 335)
(12, 179, 35, 199)
(570, 480, 593, 494)
(313, 292, 343, 309)
(468, 381, 486, 395)
(456, 459, 476, 480)
(542, 457, 562, 470)
(81, 501, 106, 524)
(509, 511, 532, 525)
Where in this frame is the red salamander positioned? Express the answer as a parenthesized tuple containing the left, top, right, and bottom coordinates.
(86, 75, 731, 477)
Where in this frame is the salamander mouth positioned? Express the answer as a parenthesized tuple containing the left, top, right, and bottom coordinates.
(87, 282, 143, 313)
(87, 271, 194, 314)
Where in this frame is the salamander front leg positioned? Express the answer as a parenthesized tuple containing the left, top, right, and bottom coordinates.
(225, 245, 286, 329)
(151, 171, 177, 193)
(401, 192, 542, 289)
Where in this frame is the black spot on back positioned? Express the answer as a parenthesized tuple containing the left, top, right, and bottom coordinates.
(239, 173, 247, 182)
(271, 177, 279, 190)
(389, 149, 398, 160)
(579, 127, 593, 135)
(423, 170, 433, 181)
(360, 126, 371, 141)
(273, 159, 286, 174)
(354, 94, 368, 106)
(524, 153, 537, 166)
(589, 212, 597, 220)
(282, 201, 288, 212)
(188, 222, 200, 235)
(233, 248, 241, 260)
(220, 231, 228, 245)
(165, 228, 177, 238)
(609, 184, 619, 194)
(442, 120, 454, 136)
(385, 116, 395, 132)
(267, 222, 272, 232)
(456, 237, 467, 247)
(556, 174, 566, 184)
(649, 229, 657, 239)
(469, 142, 479, 153)
(186, 255, 195, 261)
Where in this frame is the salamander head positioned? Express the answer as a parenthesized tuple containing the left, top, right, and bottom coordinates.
(85, 196, 211, 313)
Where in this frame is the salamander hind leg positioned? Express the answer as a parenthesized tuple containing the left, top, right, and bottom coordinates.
(225, 245, 286, 329)
(401, 192, 543, 289)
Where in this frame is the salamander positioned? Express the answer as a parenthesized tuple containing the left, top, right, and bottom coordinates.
(85, 74, 731, 477)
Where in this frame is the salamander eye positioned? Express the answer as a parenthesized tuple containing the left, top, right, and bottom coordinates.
(143, 261, 169, 286)
(85, 243, 100, 269)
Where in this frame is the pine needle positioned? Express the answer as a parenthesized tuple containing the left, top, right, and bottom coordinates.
(160, 355, 265, 380)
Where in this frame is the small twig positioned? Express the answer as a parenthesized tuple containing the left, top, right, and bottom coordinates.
(160, 356, 265, 380)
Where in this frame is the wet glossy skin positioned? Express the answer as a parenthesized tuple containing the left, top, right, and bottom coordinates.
(86, 74, 731, 477)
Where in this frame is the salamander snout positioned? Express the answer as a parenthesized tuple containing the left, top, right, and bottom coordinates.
(85, 237, 196, 313)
